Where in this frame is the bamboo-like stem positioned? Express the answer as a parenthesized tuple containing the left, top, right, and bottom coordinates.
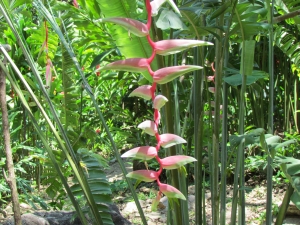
(211, 12, 224, 225)
(0, 45, 22, 225)
(220, 1, 237, 223)
(266, 0, 275, 224)
(161, 83, 182, 225)
(233, 7, 246, 225)
(173, 54, 189, 224)
(275, 184, 294, 225)
(194, 46, 204, 225)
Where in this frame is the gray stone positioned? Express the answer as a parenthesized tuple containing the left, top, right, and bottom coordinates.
(3, 204, 131, 225)
(122, 200, 146, 215)
(3, 213, 50, 225)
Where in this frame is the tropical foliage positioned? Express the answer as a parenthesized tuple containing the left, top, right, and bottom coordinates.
(0, 0, 300, 225)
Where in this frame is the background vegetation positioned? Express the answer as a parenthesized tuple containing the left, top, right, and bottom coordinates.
(0, 0, 300, 224)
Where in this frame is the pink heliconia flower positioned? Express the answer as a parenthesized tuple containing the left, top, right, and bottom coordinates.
(208, 87, 215, 93)
(155, 110, 161, 125)
(210, 101, 223, 109)
(151, 191, 162, 211)
(160, 155, 197, 169)
(206, 76, 214, 82)
(153, 95, 168, 109)
(154, 40, 213, 56)
(160, 133, 187, 148)
(150, 0, 181, 17)
(153, 65, 202, 84)
(100, 58, 150, 73)
(127, 170, 159, 182)
(73, 0, 79, 8)
(150, 0, 166, 16)
(96, 64, 100, 76)
(46, 58, 52, 87)
(121, 146, 157, 160)
(159, 183, 186, 200)
(99, 18, 149, 37)
(138, 120, 158, 136)
(129, 85, 152, 100)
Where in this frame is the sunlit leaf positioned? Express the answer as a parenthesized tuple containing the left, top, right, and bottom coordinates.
(156, 9, 185, 30)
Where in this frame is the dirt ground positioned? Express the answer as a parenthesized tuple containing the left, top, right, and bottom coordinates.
(106, 159, 300, 225)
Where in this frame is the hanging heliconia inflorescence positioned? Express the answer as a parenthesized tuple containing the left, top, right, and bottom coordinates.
(98, 0, 212, 210)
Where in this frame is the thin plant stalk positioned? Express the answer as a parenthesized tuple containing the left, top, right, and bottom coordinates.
(194, 46, 204, 225)
(173, 54, 189, 224)
(0, 45, 22, 225)
(266, 0, 275, 223)
(161, 83, 182, 225)
(220, 1, 237, 223)
(211, 12, 225, 225)
(275, 184, 294, 225)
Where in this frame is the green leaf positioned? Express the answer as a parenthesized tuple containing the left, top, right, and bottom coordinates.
(240, 40, 256, 76)
(223, 70, 268, 86)
(156, 9, 186, 30)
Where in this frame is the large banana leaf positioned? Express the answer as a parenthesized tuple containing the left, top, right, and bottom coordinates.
(97, 0, 155, 82)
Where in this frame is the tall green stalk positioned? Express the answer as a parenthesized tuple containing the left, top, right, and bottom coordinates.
(211, 12, 225, 225)
(231, 7, 256, 225)
(161, 83, 182, 225)
(194, 46, 204, 225)
(266, 0, 275, 224)
(173, 54, 189, 224)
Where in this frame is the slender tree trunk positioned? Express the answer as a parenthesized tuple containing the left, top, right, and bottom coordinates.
(0, 44, 22, 225)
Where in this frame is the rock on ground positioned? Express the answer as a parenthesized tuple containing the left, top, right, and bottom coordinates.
(3, 204, 131, 225)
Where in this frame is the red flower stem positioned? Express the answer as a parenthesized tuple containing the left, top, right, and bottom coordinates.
(147, 35, 156, 50)
(145, 0, 152, 30)
(145, 0, 164, 190)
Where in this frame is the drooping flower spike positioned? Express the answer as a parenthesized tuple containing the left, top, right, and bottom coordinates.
(100, 0, 213, 210)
